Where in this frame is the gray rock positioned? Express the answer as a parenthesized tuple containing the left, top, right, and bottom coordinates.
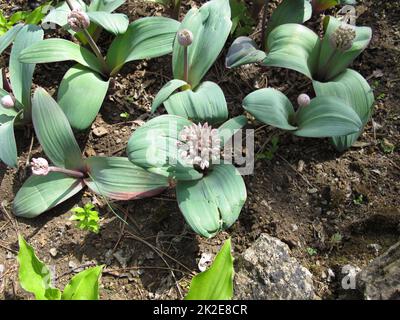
(357, 241, 400, 300)
(234, 234, 316, 300)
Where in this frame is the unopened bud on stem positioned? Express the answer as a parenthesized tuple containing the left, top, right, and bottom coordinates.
(67, 9, 90, 33)
(1, 95, 15, 109)
(177, 29, 193, 47)
(31, 157, 84, 178)
(297, 94, 311, 107)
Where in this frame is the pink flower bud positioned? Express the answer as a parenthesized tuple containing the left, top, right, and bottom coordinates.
(67, 9, 90, 33)
(31, 158, 50, 176)
(1, 95, 15, 108)
(177, 29, 193, 47)
(297, 94, 311, 107)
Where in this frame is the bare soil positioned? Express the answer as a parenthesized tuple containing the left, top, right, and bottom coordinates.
(0, 0, 399, 300)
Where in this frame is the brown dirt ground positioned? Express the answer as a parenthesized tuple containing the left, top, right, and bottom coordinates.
(0, 0, 399, 300)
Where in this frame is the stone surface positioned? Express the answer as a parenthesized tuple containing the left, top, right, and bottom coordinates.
(357, 241, 400, 300)
(234, 234, 316, 300)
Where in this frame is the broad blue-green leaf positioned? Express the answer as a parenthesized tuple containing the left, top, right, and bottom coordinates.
(127, 115, 203, 181)
(107, 17, 180, 75)
(18, 235, 62, 300)
(13, 172, 85, 218)
(265, 0, 312, 41)
(87, 12, 129, 35)
(0, 88, 19, 119)
(58, 65, 110, 130)
(89, 0, 126, 12)
(225, 36, 266, 68)
(185, 238, 234, 300)
(0, 117, 17, 167)
(313, 68, 374, 150)
(32, 88, 84, 170)
(173, 0, 232, 88)
(218, 115, 247, 147)
(164, 81, 228, 124)
(176, 164, 246, 238)
(0, 23, 23, 55)
(62, 266, 103, 300)
(151, 79, 188, 113)
(10, 25, 43, 108)
(84, 157, 169, 200)
(294, 96, 362, 137)
(243, 88, 297, 130)
(263, 24, 320, 79)
(19, 39, 104, 75)
(317, 16, 372, 81)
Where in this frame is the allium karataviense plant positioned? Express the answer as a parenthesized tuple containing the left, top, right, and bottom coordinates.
(127, 114, 248, 238)
(18, 0, 180, 130)
(151, 0, 233, 126)
(227, 15, 374, 151)
(0, 24, 43, 167)
(13, 88, 169, 218)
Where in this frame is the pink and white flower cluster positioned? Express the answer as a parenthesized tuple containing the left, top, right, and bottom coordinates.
(178, 123, 221, 170)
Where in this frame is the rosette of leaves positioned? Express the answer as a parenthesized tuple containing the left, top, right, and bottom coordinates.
(18, 235, 103, 300)
(13, 88, 169, 218)
(242, 88, 363, 141)
(228, 16, 374, 150)
(127, 114, 248, 238)
(151, 0, 232, 126)
(0, 24, 43, 167)
(18, 0, 180, 130)
(225, 0, 312, 68)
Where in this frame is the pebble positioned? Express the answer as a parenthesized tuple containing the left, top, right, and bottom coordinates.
(367, 243, 382, 254)
(49, 248, 58, 257)
(307, 188, 318, 194)
(93, 126, 108, 137)
(69, 261, 77, 269)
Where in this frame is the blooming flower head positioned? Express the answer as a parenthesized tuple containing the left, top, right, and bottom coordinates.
(31, 158, 50, 176)
(1, 95, 15, 109)
(177, 123, 221, 170)
(329, 24, 356, 52)
(67, 8, 90, 33)
(177, 29, 194, 47)
(297, 93, 311, 107)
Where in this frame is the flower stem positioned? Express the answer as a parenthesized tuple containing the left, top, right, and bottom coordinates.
(260, 0, 269, 51)
(183, 46, 189, 83)
(65, 0, 109, 76)
(50, 166, 85, 178)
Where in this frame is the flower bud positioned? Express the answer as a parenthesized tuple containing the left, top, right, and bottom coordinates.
(297, 94, 311, 107)
(177, 29, 193, 47)
(1, 95, 15, 108)
(67, 9, 90, 33)
(31, 158, 50, 176)
(329, 24, 356, 52)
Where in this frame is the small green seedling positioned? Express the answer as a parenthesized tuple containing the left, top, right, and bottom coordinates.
(70, 203, 100, 234)
(18, 235, 103, 300)
(306, 247, 318, 256)
(380, 139, 395, 154)
(353, 194, 364, 205)
(257, 135, 279, 161)
(0, 3, 51, 35)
